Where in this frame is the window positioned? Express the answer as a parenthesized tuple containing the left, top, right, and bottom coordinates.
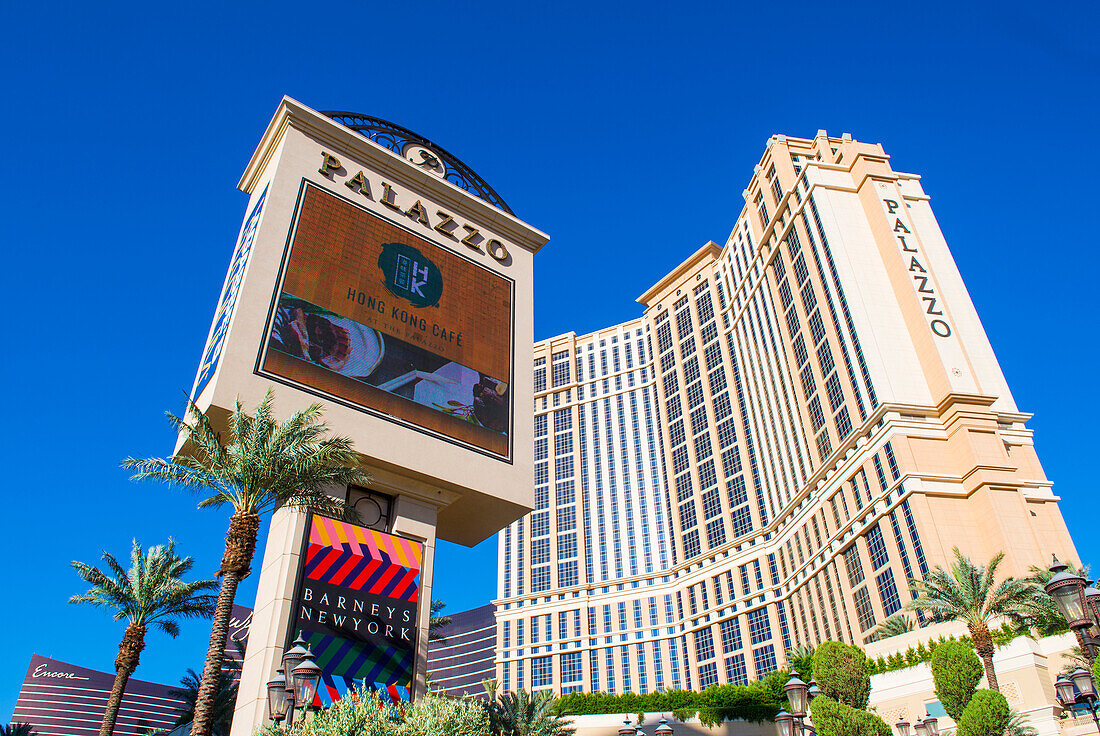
(768, 166, 782, 205)
(699, 662, 718, 688)
(706, 518, 727, 548)
(561, 652, 582, 683)
(532, 566, 550, 592)
(720, 618, 742, 652)
(877, 569, 901, 616)
(866, 525, 889, 570)
(843, 545, 864, 587)
(793, 335, 808, 367)
(808, 397, 825, 432)
(532, 538, 550, 565)
(683, 529, 701, 559)
(817, 343, 835, 375)
(809, 311, 826, 344)
(825, 374, 844, 412)
(748, 608, 771, 644)
(694, 628, 715, 661)
(752, 645, 778, 677)
(556, 506, 576, 531)
(531, 656, 553, 687)
(726, 654, 748, 685)
(853, 587, 876, 632)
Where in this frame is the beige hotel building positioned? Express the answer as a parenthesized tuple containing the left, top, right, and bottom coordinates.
(495, 131, 1079, 700)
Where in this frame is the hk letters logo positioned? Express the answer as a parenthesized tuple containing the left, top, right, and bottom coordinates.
(378, 242, 443, 309)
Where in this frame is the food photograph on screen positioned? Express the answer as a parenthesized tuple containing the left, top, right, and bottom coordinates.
(260, 183, 513, 458)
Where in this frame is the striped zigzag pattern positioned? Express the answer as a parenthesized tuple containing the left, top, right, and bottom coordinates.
(301, 630, 412, 705)
(303, 543, 420, 601)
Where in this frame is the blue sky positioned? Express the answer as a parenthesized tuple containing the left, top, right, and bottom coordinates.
(1, 0, 1096, 721)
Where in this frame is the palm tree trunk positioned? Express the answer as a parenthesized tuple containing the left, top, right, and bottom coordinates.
(970, 622, 999, 691)
(101, 622, 146, 736)
(192, 511, 259, 736)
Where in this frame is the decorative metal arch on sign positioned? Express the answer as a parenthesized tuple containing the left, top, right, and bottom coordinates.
(322, 111, 515, 216)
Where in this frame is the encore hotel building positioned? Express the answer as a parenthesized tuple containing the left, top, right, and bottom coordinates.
(495, 131, 1078, 695)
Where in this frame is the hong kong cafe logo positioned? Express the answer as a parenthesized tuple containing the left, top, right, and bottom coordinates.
(378, 242, 443, 308)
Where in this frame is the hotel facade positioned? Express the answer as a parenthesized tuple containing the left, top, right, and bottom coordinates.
(495, 131, 1078, 696)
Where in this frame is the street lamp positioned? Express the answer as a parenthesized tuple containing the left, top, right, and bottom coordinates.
(1054, 669, 1100, 733)
(807, 679, 821, 702)
(654, 719, 673, 735)
(785, 672, 809, 719)
(1046, 555, 1097, 667)
(266, 668, 289, 722)
(775, 711, 796, 736)
(266, 634, 323, 727)
(921, 714, 939, 736)
(618, 718, 635, 736)
(894, 718, 910, 736)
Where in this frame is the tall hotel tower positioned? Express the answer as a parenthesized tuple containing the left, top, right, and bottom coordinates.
(495, 131, 1079, 695)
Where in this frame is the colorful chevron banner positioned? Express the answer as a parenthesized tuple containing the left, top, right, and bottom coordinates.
(290, 514, 423, 705)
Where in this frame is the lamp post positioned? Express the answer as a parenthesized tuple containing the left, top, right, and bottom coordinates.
(1055, 670, 1100, 733)
(654, 719, 673, 735)
(894, 718, 911, 736)
(618, 718, 636, 736)
(1045, 556, 1097, 666)
(780, 671, 812, 734)
(775, 711, 796, 736)
(266, 634, 323, 728)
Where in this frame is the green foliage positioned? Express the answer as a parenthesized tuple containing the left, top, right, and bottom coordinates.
(785, 645, 816, 680)
(1005, 709, 1038, 736)
(70, 538, 217, 635)
(812, 641, 870, 708)
(486, 688, 574, 736)
(930, 640, 982, 721)
(554, 670, 787, 724)
(863, 627, 1022, 677)
(873, 613, 916, 640)
(256, 687, 491, 736)
(809, 696, 891, 736)
(0, 725, 37, 736)
(1093, 656, 1100, 686)
(956, 689, 1010, 736)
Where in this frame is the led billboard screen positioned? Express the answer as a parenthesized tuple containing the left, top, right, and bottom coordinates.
(289, 514, 422, 705)
(192, 186, 268, 400)
(259, 182, 513, 458)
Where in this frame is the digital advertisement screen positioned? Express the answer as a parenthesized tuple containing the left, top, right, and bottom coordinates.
(289, 514, 423, 706)
(259, 182, 513, 458)
(191, 186, 268, 400)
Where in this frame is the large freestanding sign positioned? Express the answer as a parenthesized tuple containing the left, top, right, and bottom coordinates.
(290, 514, 423, 705)
(181, 99, 547, 735)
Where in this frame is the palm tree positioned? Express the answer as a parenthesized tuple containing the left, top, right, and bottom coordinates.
(170, 658, 240, 736)
(0, 724, 37, 736)
(429, 599, 452, 641)
(1022, 561, 1090, 637)
(873, 613, 916, 640)
(484, 682, 575, 736)
(122, 390, 369, 736)
(70, 540, 216, 736)
(906, 547, 1034, 692)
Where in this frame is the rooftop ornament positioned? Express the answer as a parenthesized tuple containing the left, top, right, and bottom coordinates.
(322, 112, 515, 216)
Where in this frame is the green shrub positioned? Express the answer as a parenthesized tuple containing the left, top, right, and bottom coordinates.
(930, 640, 982, 720)
(956, 689, 1010, 736)
(809, 695, 891, 736)
(554, 674, 786, 723)
(256, 687, 491, 736)
(812, 641, 871, 708)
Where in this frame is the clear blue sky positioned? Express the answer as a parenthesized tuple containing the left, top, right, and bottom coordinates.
(1, 0, 1096, 721)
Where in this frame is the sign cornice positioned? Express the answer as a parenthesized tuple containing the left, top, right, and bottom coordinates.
(238, 97, 549, 254)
